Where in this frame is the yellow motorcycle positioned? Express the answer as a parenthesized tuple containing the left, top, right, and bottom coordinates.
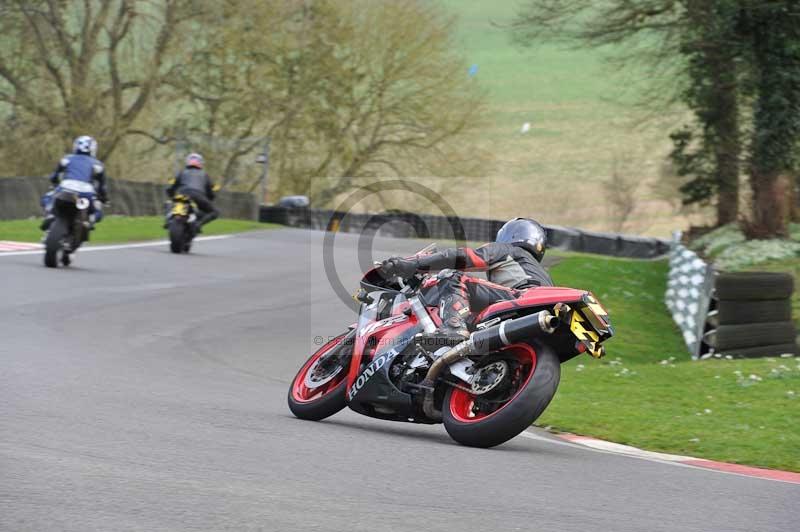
(166, 193, 198, 254)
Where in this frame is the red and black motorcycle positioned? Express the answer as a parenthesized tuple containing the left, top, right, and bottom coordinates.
(288, 245, 614, 448)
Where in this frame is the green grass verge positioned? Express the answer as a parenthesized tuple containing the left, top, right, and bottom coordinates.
(540, 255, 800, 472)
(0, 216, 271, 244)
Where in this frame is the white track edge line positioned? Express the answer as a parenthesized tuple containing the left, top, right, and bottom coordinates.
(520, 430, 799, 485)
(0, 234, 233, 257)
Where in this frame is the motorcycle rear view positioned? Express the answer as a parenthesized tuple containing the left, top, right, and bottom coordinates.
(167, 194, 198, 254)
(43, 181, 95, 268)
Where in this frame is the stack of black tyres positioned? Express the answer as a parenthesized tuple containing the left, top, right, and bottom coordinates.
(705, 272, 798, 358)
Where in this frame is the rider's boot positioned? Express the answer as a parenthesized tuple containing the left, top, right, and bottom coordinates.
(418, 293, 470, 349)
(40, 215, 54, 231)
(196, 211, 217, 234)
(419, 317, 469, 349)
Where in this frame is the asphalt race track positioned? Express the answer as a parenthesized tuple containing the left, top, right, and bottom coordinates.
(1, 229, 797, 532)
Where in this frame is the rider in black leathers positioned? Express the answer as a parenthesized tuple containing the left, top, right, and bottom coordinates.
(381, 218, 553, 343)
(165, 153, 219, 232)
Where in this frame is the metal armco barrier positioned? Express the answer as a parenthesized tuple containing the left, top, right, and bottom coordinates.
(1, 176, 258, 220)
(666, 235, 798, 359)
(258, 206, 671, 259)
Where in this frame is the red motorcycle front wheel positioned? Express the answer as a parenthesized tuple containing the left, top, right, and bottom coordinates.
(288, 332, 353, 421)
(443, 341, 561, 448)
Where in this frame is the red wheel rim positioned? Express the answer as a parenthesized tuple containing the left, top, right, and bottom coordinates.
(291, 335, 350, 403)
(448, 344, 537, 423)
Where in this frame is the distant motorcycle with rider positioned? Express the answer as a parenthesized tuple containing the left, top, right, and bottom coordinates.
(40, 135, 107, 268)
(39, 143, 222, 263)
(164, 153, 219, 254)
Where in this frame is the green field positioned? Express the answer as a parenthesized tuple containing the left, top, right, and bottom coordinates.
(541, 255, 799, 471)
(438, 0, 698, 236)
(0, 216, 269, 244)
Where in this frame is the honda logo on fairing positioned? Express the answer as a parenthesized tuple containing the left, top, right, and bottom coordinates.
(348, 349, 397, 401)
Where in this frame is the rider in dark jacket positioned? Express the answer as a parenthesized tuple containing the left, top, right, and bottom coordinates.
(165, 153, 219, 231)
(41, 135, 108, 230)
(381, 218, 553, 343)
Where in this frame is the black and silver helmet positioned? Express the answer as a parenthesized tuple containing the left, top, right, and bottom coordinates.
(496, 218, 547, 262)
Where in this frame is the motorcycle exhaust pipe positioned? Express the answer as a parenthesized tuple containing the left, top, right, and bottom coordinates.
(470, 310, 559, 356)
(421, 310, 559, 420)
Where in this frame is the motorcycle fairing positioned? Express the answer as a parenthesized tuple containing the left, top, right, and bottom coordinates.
(345, 289, 438, 421)
(346, 320, 422, 420)
(475, 286, 588, 322)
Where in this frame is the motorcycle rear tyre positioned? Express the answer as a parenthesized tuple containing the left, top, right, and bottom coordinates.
(44, 218, 68, 268)
(183, 225, 193, 253)
(443, 342, 561, 448)
(169, 219, 185, 254)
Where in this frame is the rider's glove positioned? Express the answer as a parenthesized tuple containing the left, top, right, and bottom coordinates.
(380, 256, 419, 278)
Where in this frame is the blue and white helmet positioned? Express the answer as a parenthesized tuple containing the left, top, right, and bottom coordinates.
(73, 135, 98, 157)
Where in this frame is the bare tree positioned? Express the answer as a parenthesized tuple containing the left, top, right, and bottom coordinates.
(163, 0, 485, 204)
(0, 0, 192, 170)
(304, 0, 486, 206)
(154, 0, 310, 193)
(1, 0, 485, 204)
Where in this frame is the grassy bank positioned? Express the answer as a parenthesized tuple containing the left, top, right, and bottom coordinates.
(0, 216, 270, 244)
(540, 255, 799, 471)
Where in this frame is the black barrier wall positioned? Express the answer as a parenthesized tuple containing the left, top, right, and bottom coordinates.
(259, 206, 670, 259)
(0, 176, 257, 220)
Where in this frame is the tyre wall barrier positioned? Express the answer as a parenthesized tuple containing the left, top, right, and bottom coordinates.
(0, 176, 258, 220)
(666, 235, 797, 359)
(705, 272, 798, 358)
(258, 206, 671, 259)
